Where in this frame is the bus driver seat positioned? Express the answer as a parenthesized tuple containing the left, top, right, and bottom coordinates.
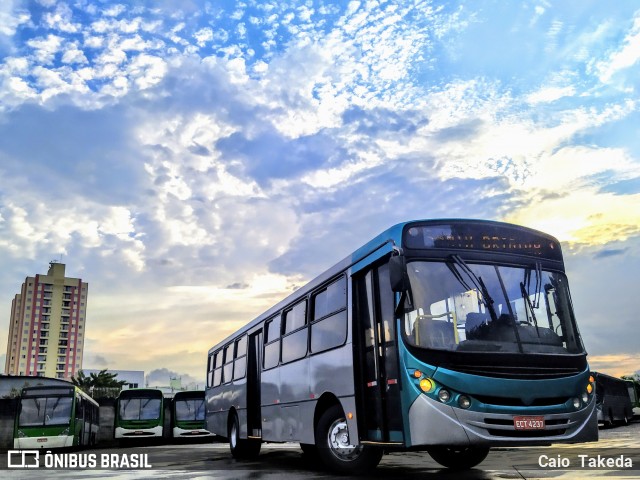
(465, 312, 488, 340)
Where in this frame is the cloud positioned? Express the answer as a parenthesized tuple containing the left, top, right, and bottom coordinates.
(146, 367, 202, 388)
(592, 13, 640, 84)
(1, 0, 639, 384)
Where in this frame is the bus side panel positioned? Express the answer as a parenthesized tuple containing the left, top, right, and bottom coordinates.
(309, 343, 359, 441)
(261, 367, 281, 441)
(278, 358, 310, 441)
(205, 388, 227, 436)
(309, 344, 355, 398)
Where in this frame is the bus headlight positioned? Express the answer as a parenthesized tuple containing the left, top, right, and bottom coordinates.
(458, 395, 471, 409)
(572, 398, 581, 409)
(17, 430, 25, 438)
(581, 392, 589, 404)
(59, 427, 69, 436)
(438, 389, 451, 403)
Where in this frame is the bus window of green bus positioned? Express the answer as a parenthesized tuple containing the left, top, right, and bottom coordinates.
(20, 397, 72, 426)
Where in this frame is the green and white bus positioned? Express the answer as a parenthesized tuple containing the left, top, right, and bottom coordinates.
(14, 385, 99, 449)
(114, 388, 164, 439)
(205, 219, 598, 473)
(172, 390, 213, 439)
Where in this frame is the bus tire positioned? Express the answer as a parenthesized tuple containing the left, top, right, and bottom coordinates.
(314, 405, 382, 474)
(427, 446, 490, 470)
(228, 413, 261, 459)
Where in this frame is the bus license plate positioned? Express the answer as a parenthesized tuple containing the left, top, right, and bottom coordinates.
(37, 438, 47, 443)
(513, 416, 545, 430)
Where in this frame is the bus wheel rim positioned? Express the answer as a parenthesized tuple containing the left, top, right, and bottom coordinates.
(327, 418, 361, 461)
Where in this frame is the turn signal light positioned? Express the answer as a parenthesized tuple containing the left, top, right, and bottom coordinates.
(414, 370, 423, 378)
(419, 378, 435, 393)
(586, 383, 593, 394)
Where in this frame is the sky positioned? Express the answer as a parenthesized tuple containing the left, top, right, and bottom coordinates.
(0, 0, 639, 386)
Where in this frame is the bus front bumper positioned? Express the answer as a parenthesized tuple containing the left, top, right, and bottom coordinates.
(14, 435, 74, 449)
(115, 425, 163, 438)
(408, 394, 598, 447)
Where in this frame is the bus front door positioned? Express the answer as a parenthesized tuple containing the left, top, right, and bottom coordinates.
(354, 263, 404, 445)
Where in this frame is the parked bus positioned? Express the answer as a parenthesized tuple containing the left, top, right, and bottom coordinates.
(626, 380, 640, 418)
(205, 219, 598, 473)
(14, 385, 99, 449)
(114, 388, 164, 439)
(594, 373, 633, 426)
(172, 390, 213, 439)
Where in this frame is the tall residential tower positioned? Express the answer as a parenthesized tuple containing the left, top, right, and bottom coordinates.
(4, 262, 88, 379)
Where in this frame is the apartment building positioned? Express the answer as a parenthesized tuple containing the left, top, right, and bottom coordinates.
(4, 262, 88, 379)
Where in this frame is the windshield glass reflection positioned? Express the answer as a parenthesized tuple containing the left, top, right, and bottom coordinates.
(402, 260, 584, 355)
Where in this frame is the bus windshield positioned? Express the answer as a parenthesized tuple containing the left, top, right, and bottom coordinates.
(19, 396, 73, 427)
(402, 260, 584, 355)
(175, 398, 205, 422)
(119, 398, 161, 421)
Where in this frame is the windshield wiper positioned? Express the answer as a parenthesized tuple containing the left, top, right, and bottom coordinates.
(449, 255, 498, 323)
(520, 281, 541, 335)
(523, 262, 542, 309)
(450, 255, 524, 353)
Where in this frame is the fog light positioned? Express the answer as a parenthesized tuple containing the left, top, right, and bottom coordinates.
(581, 392, 589, 404)
(572, 397, 581, 409)
(458, 395, 471, 409)
(419, 378, 435, 393)
(438, 389, 451, 403)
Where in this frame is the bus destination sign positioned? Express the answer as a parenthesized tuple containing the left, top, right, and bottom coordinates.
(404, 223, 562, 261)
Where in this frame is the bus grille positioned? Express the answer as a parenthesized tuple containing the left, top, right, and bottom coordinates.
(474, 395, 570, 406)
(443, 364, 581, 379)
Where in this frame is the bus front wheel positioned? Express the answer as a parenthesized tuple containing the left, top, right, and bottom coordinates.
(315, 405, 382, 474)
(228, 413, 261, 459)
(427, 446, 490, 470)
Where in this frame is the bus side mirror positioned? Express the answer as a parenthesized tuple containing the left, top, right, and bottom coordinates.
(389, 255, 409, 292)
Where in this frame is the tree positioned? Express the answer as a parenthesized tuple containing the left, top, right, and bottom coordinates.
(71, 369, 127, 395)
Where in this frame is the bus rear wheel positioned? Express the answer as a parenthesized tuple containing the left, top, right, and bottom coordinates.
(315, 405, 382, 474)
(427, 446, 490, 470)
(228, 413, 261, 459)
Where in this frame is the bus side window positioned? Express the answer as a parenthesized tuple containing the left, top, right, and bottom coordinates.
(282, 300, 308, 363)
(264, 316, 281, 369)
(212, 350, 223, 387)
(76, 395, 83, 420)
(311, 275, 347, 353)
(223, 344, 234, 383)
(207, 354, 214, 387)
(233, 336, 247, 380)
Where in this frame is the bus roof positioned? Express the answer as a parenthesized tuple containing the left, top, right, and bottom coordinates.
(21, 385, 99, 406)
(116, 388, 164, 399)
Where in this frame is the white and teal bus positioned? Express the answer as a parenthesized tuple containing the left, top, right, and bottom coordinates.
(205, 219, 598, 473)
(14, 385, 99, 449)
